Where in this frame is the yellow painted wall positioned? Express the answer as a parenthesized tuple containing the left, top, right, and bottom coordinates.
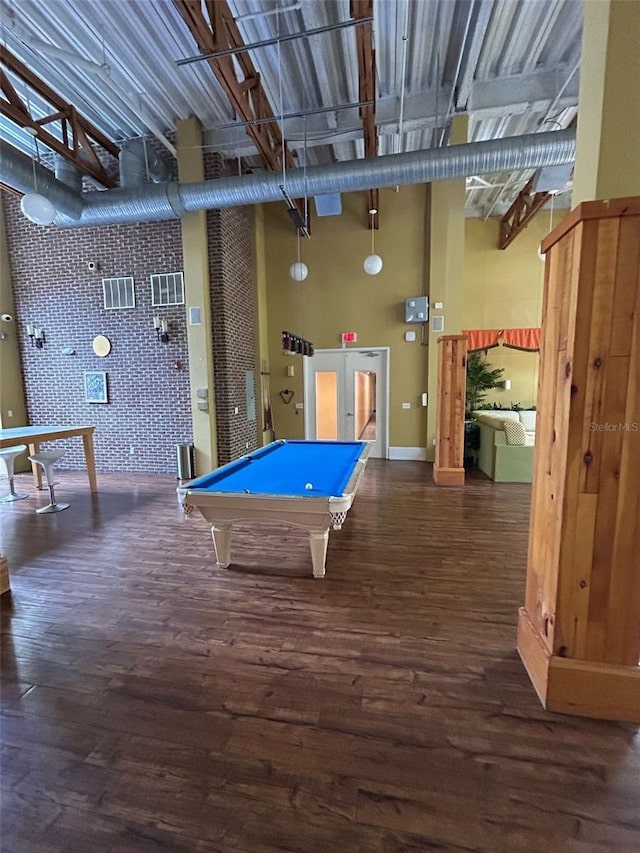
(0, 201, 27, 432)
(264, 185, 429, 447)
(462, 212, 563, 409)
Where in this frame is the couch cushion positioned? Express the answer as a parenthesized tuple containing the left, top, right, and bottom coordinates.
(519, 410, 537, 431)
(503, 419, 527, 445)
(472, 410, 520, 423)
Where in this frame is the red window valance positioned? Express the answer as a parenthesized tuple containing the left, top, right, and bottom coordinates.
(462, 328, 541, 353)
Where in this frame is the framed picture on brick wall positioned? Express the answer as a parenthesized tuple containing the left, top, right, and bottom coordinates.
(84, 371, 108, 404)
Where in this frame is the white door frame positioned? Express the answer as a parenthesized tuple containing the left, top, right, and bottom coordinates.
(303, 347, 390, 459)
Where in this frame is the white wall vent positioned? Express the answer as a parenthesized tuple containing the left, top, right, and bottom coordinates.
(151, 272, 185, 307)
(103, 276, 135, 310)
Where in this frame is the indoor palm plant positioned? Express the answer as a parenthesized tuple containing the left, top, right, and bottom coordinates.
(465, 352, 504, 415)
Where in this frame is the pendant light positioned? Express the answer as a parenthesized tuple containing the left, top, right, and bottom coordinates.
(20, 128, 56, 226)
(363, 208, 383, 275)
(290, 229, 308, 281)
(289, 111, 309, 281)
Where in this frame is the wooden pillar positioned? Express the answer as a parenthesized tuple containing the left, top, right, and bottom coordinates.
(433, 335, 467, 486)
(426, 117, 467, 460)
(517, 197, 640, 723)
(0, 554, 10, 595)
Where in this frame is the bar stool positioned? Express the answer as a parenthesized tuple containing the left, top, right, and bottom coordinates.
(0, 444, 30, 502)
(27, 449, 70, 513)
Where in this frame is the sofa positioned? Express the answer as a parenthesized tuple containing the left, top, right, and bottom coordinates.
(471, 409, 536, 482)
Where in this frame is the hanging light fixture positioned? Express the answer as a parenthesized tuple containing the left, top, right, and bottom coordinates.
(363, 208, 383, 275)
(289, 229, 308, 281)
(20, 128, 56, 226)
(289, 113, 310, 281)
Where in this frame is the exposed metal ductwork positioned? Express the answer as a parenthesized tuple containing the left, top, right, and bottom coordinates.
(54, 155, 83, 193)
(1, 144, 84, 220)
(119, 139, 172, 188)
(1, 130, 575, 229)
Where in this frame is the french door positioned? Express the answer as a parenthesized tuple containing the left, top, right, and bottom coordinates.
(303, 348, 389, 459)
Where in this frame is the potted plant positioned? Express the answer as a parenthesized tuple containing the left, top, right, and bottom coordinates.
(465, 352, 504, 415)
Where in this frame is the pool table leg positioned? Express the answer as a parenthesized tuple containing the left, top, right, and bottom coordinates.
(211, 523, 232, 568)
(309, 530, 329, 579)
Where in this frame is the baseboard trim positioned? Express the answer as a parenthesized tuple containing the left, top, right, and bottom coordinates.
(388, 447, 427, 461)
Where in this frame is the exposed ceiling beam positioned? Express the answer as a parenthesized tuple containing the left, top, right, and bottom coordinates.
(469, 67, 580, 119)
(173, 0, 306, 229)
(350, 0, 378, 229)
(205, 67, 580, 157)
(498, 176, 550, 249)
(455, 0, 494, 111)
(176, 16, 373, 65)
(0, 46, 118, 188)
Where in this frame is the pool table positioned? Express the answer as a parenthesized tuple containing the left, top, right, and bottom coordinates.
(177, 439, 371, 578)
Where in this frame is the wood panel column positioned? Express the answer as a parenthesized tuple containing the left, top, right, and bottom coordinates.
(426, 116, 467, 460)
(433, 335, 467, 486)
(517, 197, 640, 723)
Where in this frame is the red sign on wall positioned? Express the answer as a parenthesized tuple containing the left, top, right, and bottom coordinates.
(341, 332, 357, 343)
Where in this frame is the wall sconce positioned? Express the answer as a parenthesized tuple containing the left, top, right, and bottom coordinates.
(153, 316, 169, 343)
(26, 324, 45, 348)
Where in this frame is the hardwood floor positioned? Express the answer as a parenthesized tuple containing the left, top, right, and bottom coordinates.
(1, 463, 639, 852)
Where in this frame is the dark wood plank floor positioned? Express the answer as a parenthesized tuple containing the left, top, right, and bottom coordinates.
(1, 462, 639, 852)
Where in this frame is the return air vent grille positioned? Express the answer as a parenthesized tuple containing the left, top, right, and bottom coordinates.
(151, 272, 184, 307)
(102, 276, 135, 310)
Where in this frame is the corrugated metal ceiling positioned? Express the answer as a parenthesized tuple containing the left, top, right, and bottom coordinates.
(0, 0, 582, 215)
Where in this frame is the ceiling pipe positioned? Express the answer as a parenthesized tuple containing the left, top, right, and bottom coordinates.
(1, 130, 575, 229)
(1, 142, 84, 219)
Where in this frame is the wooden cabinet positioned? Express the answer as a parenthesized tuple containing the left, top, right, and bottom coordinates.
(518, 197, 640, 722)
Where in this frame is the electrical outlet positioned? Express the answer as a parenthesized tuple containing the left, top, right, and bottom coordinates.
(129, 445, 135, 455)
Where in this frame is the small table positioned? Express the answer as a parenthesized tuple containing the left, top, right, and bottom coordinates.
(178, 439, 371, 578)
(0, 425, 98, 493)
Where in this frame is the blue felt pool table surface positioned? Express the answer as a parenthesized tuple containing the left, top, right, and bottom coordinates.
(186, 440, 367, 498)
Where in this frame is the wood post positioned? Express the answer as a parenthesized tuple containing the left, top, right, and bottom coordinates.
(0, 554, 10, 595)
(518, 196, 640, 723)
(433, 335, 467, 486)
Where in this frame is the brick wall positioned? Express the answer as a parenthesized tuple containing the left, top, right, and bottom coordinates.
(3, 148, 258, 473)
(3, 192, 191, 474)
(206, 155, 258, 465)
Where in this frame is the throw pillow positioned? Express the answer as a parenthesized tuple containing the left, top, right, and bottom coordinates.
(503, 419, 526, 446)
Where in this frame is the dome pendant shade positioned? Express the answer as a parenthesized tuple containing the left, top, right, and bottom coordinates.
(289, 261, 309, 281)
(20, 193, 56, 225)
(363, 253, 383, 275)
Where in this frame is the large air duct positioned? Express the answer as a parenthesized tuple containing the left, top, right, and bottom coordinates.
(1, 144, 84, 220)
(119, 139, 172, 187)
(1, 130, 575, 229)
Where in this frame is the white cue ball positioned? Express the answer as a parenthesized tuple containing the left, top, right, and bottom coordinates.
(305, 482, 313, 490)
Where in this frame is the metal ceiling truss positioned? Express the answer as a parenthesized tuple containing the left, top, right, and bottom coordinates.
(173, 0, 308, 231)
(0, 46, 119, 189)
(499, 176, 550, 250)
(351, 0, 378, 229)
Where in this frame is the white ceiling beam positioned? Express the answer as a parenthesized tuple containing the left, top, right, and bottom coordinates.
(205, 64, 579, 157)
(469, 67, 580, 119)
(455, 0, 494, 111)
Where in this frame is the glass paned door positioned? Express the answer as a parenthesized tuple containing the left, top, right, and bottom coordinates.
(304, 349, 388, 458)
